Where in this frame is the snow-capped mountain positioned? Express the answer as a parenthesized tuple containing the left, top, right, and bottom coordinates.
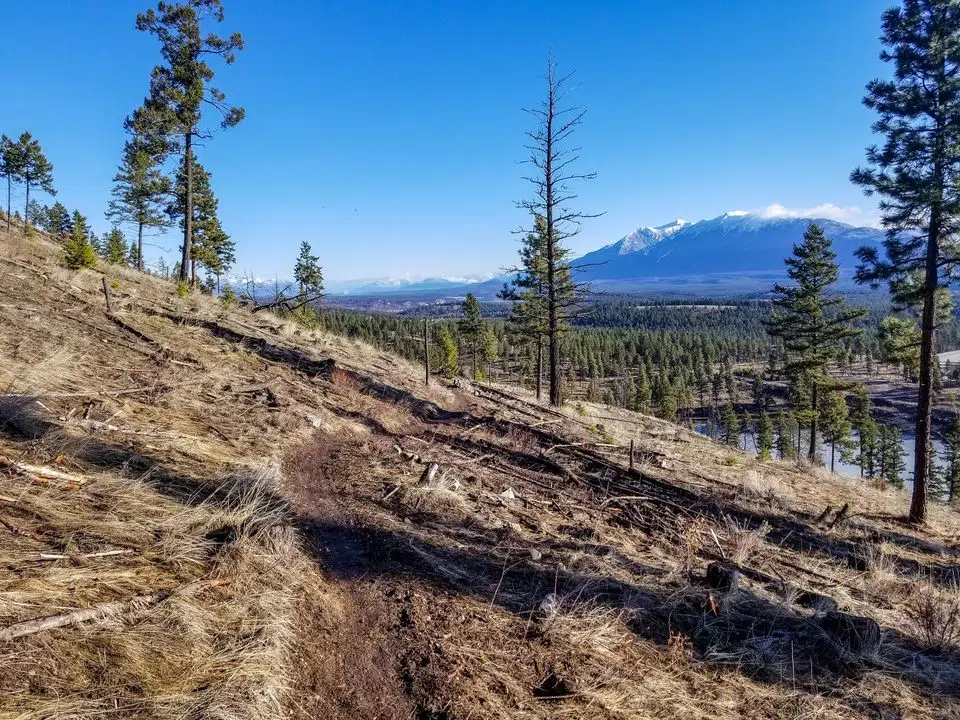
(617, 218, 690, 253)
(326, 273, 497, 296)
(575, 211, 885, 290)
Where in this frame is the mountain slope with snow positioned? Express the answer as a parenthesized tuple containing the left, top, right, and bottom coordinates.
(575, 212, 885, 289)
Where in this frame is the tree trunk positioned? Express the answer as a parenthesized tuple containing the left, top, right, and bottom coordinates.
(535, 337, 543, 401)
(5, 175, 10, 234)
(23, 181, 30, 233)
(472, 342, 477, 381)
(830, 442, 836, 473)
(137, 222, 144, 272)
(191, 258, 196, 287)
(180, 132, 193, 285)
(911, 217, 939, 523)
(423, 318, 430, 386)
(808, 383, 819, 463)
(545, 74, 561, 407)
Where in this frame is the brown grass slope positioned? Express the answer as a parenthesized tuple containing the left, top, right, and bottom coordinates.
(2, 227, 960, 719)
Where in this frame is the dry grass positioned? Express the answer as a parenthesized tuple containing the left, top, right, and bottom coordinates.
(0, 460, 305, 720)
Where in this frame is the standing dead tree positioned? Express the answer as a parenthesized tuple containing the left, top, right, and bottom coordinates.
(516, 56, 599, 406)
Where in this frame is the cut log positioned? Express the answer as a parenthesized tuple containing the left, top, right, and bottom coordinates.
(815, 505, 833, 524)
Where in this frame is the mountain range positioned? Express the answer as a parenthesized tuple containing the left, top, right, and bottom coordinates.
(316, 211, 888, 299)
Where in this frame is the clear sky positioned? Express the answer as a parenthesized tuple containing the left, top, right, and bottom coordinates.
(0, 0, 891, 283)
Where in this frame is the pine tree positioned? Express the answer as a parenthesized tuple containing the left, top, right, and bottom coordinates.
(46, 202, 71, 236)
(877, 315, 921, 379)
(878, 424, 906, 487)
(851, 0, 960, 522)
(16, 132, 55, 232)
(852, 385, 878, 477)
(721, 404, 740, 447)
(165, 156, 236, 286)
(458, 293, 484, 381)
(435, 326, 460, 379)
(293, 240, 323, 299)
(757, 411, 774, 461)
(62, 211, 97, 270)
(765, 223, 865, 462)
(137, 0, 244, 284)
(0, 134, 24, 234)
(939, 414, 960, 502)
(501, 216, 549, 400)
(776, 410, 798, 460)
(820, 389, 853, 473)
(478, 325, 500, 381)
(519, 57, 596, 406)
(103, 228, 128, 265)
(107, 106, 172, 271)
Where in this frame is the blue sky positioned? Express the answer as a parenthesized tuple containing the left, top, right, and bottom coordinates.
(0, 0, 890, 283)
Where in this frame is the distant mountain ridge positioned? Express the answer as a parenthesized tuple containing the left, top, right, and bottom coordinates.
(322, 210, 887, 299)
(576, 212, 884, 287)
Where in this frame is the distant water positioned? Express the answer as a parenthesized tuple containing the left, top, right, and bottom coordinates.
(694, 424, 946, 493)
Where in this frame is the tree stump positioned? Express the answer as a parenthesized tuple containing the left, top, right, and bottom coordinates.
(820, 610, 881, 656)
(705, 562, 740, 592)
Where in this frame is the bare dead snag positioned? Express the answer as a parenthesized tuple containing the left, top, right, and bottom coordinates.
(100, 276, 113, 313)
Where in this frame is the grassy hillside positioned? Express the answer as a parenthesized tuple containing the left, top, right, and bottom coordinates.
(1, 228, 959, 719)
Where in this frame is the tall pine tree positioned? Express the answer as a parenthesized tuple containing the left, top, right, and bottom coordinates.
(137, 0, 244, 285)
(851, 0, 960, 522)
(107, 107, 172, 271)
(17, 132, 55, 232)
(458, 293, 484, 381)
(0, 134, 24, 234)
(765, 223, 865, 462)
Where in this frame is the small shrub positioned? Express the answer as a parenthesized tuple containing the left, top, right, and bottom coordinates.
(111, 279, 121, 291)
(724, 455, 738, 466)
(574, 403, 587, 417)
(62, 233, 97, 270)
(220, 285, 238, 308)
(904, 580, 960, 652)
(176, 281, 190, 298)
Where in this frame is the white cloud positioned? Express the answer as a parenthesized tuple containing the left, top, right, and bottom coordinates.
(756, 203, 880, 227)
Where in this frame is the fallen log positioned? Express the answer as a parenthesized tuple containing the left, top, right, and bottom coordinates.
(0, 456, 86, 485)
(0, 576, 230, 643)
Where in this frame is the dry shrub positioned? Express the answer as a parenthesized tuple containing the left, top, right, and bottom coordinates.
(904, 580, 960, 652)
(399, 469, 468, 517)
(677, 516, 708, 574)
(542, 599, 632, 661)
(722, 517, 770, 565)
(329, 366, 362, 392)
(737, 469, 795, 507)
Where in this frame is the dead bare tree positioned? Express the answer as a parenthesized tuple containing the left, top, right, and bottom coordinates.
(517, 56, 599, 406)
